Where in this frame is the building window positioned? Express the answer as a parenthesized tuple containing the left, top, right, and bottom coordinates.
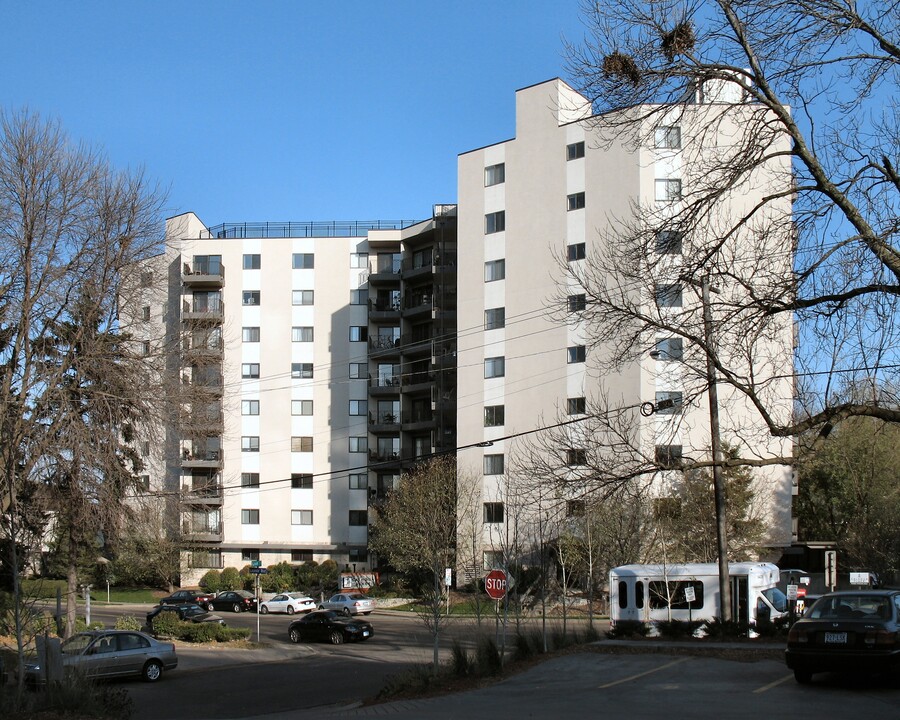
(291, 510, 313, 525)
(567, 345, 586, 364)
(243, 254, 261, 270)
(655, 126, 682, 149)
(485, 210, 505, 234)
(138, 474, 150, 490)
(655, 444, 683, 469)
(291, 473, 313, 489)
(654, 337, 684, 361)
(655, 391, 683, 414)
(349, 474, 368, 490)
(483, 502, 504, 523)
(241, 509, 259, 525)
(655, 178, 682, 202)
(141, 306, 151, 321)
(566, 141, 585, 160)
(656, 230, 683, 255)
(567, 192, 585, 211)
(241, 549, 259, 562)
(241, 473, 259, 488)
(484, 454, 504, 475)
(350, 289, 368, 305)
(349, 363, 368, 380)
(656, 284, 683, 308)
(350, 252, 368, 268)
(484, 259, 505, 282)
(292, 326, 314, 342)
(292, 290, 314, 306)
(141, 271, 153, 287)
(141, 340, 150, 356)
(291, 436, 313, 452)
(241, 436, 260, 452)
(242, 363, 260, 379)
(484, 356, 505, 378)
(349, 400, 367, 416)
(567, 397, 586, 415)
(292, 253, 314, 269)
(484, 163, 505, 187)
(567, 294, 586, 312)
(484, 405, 505, 427)
(566, 448, 587, 467)
(190, 549, 222, 568)
(242, 327, 260, 343)
(484, 307, 505, 330)
(292, 550, 313, 562)
(140, 441, 150, 457)
(567, 243, 586, 261)
(242, 290, 260, 306)
(292, 363, 313, 379)
(349, 326, 368, 342)
(349, 510, 368, 526)
(349, 436, 368, 453)
(349, 548, 368, 563)
(291, 400, 313, 416)
(241, 400, 260, 416)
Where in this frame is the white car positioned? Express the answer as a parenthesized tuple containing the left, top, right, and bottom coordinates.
(319, 592, 376, 616)
(259, 592, 316, 615)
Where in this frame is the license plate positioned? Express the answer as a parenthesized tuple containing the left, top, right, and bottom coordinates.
(824, 632, 847, 644)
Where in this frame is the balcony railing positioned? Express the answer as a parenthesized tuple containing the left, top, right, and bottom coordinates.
(369, 336, 401, 351)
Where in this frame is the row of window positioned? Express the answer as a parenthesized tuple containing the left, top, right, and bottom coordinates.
(483, 346, 585, 378)
(483, 399, 586, 427)
(240, 472, 371, 490)
(240, 326, 372, 343)
(240, 289, 372, 307)
(191, 548, 367, 567)
(240, 509, 368, 526)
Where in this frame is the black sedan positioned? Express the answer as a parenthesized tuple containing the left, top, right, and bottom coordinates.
(288, 610, 373, 645)
(145, 603, 225, 631)
(208, 590, 258, 613)
(160, 589, 214, 609)
(785, 589, 900, 683)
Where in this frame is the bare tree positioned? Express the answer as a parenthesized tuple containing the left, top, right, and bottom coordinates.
(0, 109, 166, 688)
(563, 0, 900, 443)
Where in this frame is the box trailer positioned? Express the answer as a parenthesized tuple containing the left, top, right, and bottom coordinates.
(609, 562, 787, 626)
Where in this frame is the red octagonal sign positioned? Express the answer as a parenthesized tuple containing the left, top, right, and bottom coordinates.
(484, 569, 508, 600)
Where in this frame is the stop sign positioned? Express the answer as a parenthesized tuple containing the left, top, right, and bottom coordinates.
(484, 569, 508, 600)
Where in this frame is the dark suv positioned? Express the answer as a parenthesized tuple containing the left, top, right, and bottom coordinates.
(160, 589, 215, 609)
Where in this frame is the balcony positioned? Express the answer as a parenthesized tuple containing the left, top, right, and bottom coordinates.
(181, 447, 223, 469)
(368, 411, 400, 433)
(368, 335, 401, 358)
(182, 261, 225, 287)
(402, 293, 433, 320)
(368, 297, 401, 322)
(182, 298, 224, 322)
(402, 410, 435, 432)
(184, 336, 224, 359)
(181, 480, 222, 505)
(402, 370, 434, 395)
(368, 448, 401, 466)
(402, 335, 432, 358)
(367, 260, 402, 285)
(368, 375, 401, 397)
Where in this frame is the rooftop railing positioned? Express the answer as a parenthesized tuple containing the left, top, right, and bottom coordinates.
(202, 220, 416, 239)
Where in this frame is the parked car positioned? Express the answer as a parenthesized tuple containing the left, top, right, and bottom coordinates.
(785, 589, 900, 683)
(288, 610, 373, 645)
(208, 590, 258, 613)
(24, 630, 177, 684)
(145, 603, 225, 631)
(160, 589, 215, 609)
(259, 592, 316, 615)
(319, 592, 375, 616)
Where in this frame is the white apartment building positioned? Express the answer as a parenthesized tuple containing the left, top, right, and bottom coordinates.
(143, 210, 456, 585)
(455, 79, 794, 577)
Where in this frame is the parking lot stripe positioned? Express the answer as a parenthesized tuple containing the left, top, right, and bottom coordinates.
(752, 674, 794, 694)
(597, 657, 691, 688)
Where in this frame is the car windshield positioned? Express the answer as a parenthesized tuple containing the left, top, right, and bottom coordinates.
(348, 594, 367, 600)
(61, 634, 94, 655)
(762, 587, 787, 613)
(808, 594, 892, 620)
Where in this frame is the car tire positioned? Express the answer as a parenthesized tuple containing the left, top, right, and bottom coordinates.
(207, 603, 214, 611)
(793, 669, 812, 684)
(329, 631, 344, 645)
(260, 605, 268, 614)
(318, 605, 325, 610)
(289, 628, 301, 644)
(287, 606, 295, 615)
(142, 660, 163, 682)
(342, 607, 351, 616)
(233, 603, 242, 613)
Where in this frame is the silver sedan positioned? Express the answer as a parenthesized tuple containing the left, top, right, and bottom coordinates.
(318, 592, 376, 616)
(259, 592, 316, 615)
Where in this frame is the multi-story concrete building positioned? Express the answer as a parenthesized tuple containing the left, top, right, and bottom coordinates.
(455, 78, 794, 578)
(142, 209, 456, 585)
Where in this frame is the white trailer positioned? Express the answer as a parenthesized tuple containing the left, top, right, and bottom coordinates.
(609, 562, 787, 626)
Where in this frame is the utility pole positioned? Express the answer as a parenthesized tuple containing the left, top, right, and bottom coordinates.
(702, 275, 732, 622)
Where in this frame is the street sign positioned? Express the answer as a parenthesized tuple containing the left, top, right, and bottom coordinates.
(850, 572, 870, 586)
(786, 584, 798, 601)
(824, 550, 837, 589)
(249, 567, 268, 575)
(684, 586, 696, 603)
(251, 560, 262, 568)
(484, 569, 508, 600)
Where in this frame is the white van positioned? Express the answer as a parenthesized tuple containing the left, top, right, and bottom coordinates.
(609, 562, 787, 626)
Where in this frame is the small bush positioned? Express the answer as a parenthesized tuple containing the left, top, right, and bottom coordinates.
(199, 570, 222, 593)
(653, 619, 704, 639)
(513, 630, 541, 661)
(474, 635, 502, 676)
(219, 567, 243, 591)
(148, 611, 182, 638)
(702, 617, 750, 639)
(606, 620, 650, 639)
(114, 615, 143, 631)
(376, 664, 434, 699)
(71, 618, 104, 634)
(450, 639, 472, 677)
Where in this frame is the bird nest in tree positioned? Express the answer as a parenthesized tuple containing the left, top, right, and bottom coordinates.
(661, 21, 695, 62)
(602, 51, 641, 84)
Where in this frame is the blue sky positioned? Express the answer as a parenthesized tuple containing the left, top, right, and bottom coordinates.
(1, 1, 587, 225)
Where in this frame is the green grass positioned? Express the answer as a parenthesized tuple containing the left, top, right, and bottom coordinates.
(18, 580, 161, 605)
